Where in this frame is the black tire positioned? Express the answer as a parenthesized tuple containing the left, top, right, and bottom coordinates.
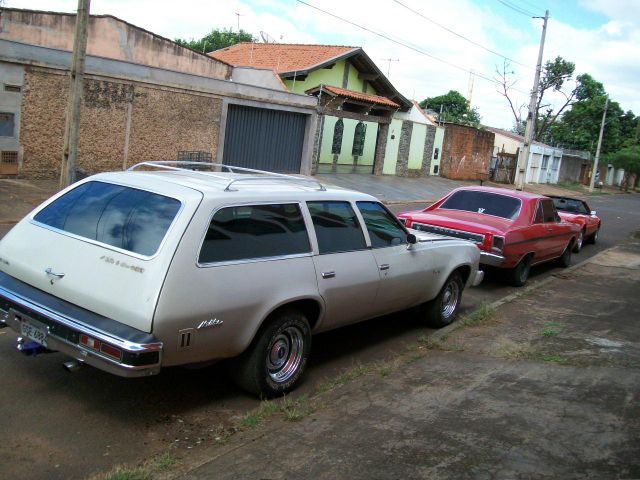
(557, 241, 573, 268)
(573, 229, 584, 253)
(231, 309, 311, 398)
(420, 271, 464, 328)
(587, 226, 599, 244)
(508, 255, 532, 287)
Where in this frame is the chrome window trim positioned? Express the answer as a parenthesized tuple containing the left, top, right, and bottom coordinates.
(439, 191, 523, 220)
(307, 199, 369, 255)
(28, 180, 186, 261)
(196, 201, 313, 268)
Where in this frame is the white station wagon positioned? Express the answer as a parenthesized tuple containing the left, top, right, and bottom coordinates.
(0, 163, 482, 396)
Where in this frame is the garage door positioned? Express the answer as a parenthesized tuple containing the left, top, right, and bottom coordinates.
(222, 104, 307, 173)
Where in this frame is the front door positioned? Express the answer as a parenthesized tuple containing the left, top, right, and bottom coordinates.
(307, 201, 380, 331)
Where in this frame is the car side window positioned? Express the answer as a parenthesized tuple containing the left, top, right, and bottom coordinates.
(541, 199, 558, 223)
(198, 203, 310, 264)
(356, 201, 406, 248)
(307, 201, 367, 254)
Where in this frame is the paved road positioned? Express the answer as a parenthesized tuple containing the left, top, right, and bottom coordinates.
(0, 193, 638, 480)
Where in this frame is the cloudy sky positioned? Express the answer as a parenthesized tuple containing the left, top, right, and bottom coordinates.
(6, 0, 639, 129)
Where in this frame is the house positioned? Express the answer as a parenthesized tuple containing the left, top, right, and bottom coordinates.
(0, 8, 318, 177)
(211, 43, 442, 176)
(487, 127, 563, 185)
(559, 149, 591, 184)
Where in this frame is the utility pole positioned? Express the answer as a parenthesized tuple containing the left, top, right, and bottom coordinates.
(515, 9, 549, 191)
(60, 0, 90, 188)
(589, 97, 609, 193)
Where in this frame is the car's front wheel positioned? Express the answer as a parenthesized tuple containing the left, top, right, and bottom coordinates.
(587, 226, 599, 244)
(421, 271, 464, 328)
(557, 241, 573, 268)
(232, 309, 311, 398)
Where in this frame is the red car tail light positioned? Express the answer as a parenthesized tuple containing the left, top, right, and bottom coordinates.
(80, 334, 123, 361)
(492, 235, 505, 252)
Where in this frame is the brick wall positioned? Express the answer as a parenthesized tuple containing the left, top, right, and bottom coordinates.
(19, 67, 222, 178)
(440, 124, 494, 181)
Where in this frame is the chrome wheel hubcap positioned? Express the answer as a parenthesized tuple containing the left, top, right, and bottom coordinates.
(577, 232, 583, 249)
(441, 281, 460, 320)
(267, 327, 304, 383)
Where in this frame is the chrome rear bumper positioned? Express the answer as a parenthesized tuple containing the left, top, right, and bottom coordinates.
(0, 272, 162, 378)
(480, 252, 506, 267)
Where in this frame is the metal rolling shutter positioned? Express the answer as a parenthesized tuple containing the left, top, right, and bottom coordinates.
(222, 104, 306, 173)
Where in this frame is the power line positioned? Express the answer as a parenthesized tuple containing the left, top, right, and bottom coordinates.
(295, 0, 530, 95)
(519, 0, 547, 12)
(392, 0, 532, 70)
(496, 0, 538, 17)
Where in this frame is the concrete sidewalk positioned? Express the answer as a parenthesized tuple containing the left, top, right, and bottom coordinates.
(177, 241, 640, 480)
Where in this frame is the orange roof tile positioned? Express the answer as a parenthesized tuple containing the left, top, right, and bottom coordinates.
(312, 85, 400, 108)
(210, 43, 357, 74)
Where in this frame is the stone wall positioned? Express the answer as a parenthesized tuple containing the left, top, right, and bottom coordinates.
(19, 66, 222, 178)
(440, 124, 494, 181)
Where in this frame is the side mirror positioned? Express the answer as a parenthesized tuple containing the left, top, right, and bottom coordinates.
(591, 210, 597, 216)
(406, 234, 417, 249)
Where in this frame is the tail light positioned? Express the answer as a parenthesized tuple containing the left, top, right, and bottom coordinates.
(79, 334, 123, 361)
(491, 235, 505, 253)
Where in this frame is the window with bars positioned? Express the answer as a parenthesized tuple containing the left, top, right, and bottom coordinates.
(331, 119, 344, 154)
(352, 121, 367, 156)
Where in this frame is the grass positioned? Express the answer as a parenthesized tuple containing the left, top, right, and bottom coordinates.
(92, 453, 178, 480)
(460, 303, 496, 327)
(240, 395, 315, 429)
(541, 321, 563, 337)
(317, 362, 369, 393)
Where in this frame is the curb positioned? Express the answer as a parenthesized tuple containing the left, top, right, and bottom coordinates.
(429, 245, 618, 342)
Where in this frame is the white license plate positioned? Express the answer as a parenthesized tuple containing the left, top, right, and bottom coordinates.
(20, 316, 49, 348)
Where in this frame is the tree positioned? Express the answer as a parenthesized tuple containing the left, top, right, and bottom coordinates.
(175, 28, 255, 54)
(496, 56, 580, 141)
(419, 90, 481, 125)
(605, 145, 640, 191)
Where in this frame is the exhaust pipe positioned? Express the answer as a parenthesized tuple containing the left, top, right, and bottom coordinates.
(62, 360, 84, 372)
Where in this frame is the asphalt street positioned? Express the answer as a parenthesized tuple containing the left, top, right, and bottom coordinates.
(0, 191, 638, 480)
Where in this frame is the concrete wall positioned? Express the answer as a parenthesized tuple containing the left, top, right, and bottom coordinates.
(525, 144, 563, 184)
(0, 8, 231, 80)
(316, 115, 377, 173)
(430, 126, 444, 175)
(440, 124, 494, 180)
(232, 67, 286, 91)
(559, 155, 586, 183)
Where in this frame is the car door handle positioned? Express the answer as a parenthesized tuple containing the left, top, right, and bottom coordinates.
(321, 271, 336, 279)
(45, 267, 65, 280)
(379, 264, 390, 271)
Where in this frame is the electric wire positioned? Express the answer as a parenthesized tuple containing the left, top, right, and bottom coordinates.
(295, 0, 531, 95)
(392, 0, 533, 70)
(496, 0, 538, 17)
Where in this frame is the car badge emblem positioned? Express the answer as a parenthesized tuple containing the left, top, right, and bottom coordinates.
(197, 318, 224, 330)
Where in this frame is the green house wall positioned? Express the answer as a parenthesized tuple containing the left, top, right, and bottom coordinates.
(319, 116, 377, 168)
(283, 59, 378, 95)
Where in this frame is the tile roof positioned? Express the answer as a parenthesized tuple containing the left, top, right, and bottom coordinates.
(209, 43, 358, 74)
(312, 85, 400, 108)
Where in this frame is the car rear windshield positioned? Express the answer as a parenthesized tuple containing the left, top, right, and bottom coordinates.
(33, 181, 181, 256)
(440, 190, 521, 220)
(552, 197, 589, 214)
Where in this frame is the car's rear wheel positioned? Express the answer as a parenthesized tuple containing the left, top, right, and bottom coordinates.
(557, 241, 573, 268)
(231, 309, 311, 398)
(587, 227, 599, 244)
(508, 255, 532, 287)
(573, 229, 584, 253)
(420, 271, 464, 328)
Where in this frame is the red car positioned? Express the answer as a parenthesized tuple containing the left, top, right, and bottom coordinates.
(548, 195, 601, 252)
(398, 186, 581, 286)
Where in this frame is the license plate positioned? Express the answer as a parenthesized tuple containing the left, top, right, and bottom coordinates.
(19, 316, 49, 348)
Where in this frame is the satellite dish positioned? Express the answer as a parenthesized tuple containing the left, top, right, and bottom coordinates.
(260, 31, 276, 43)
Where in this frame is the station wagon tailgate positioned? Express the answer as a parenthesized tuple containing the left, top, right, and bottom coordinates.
(0, 176, 203, 333)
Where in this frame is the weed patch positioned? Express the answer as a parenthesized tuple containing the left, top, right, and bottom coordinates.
(460, 303, 496, 327)
(541, 322, 563, 337)
(92, 453, 178, 480)
(317, 362, 369, 393)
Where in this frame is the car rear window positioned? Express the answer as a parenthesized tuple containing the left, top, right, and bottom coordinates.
(440, 190, 521, 220)
(33, 181, 181, 256)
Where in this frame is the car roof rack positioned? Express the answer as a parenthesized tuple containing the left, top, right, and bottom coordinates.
(127, 161, 326, 191)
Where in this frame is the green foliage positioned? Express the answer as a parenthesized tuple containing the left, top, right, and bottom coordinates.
(419, 90, 481, 125)
(175, 28, 255, 54)
(605, 145, 640, 190)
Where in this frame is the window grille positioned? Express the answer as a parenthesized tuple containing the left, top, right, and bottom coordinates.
(331, 119, 344, 155)
(352, 121, 367, 156)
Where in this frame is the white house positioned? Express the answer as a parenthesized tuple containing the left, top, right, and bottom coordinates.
(487, 127, 563, 185)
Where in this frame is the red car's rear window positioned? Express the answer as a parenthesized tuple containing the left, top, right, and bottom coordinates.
(440, 191, 521, 220)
